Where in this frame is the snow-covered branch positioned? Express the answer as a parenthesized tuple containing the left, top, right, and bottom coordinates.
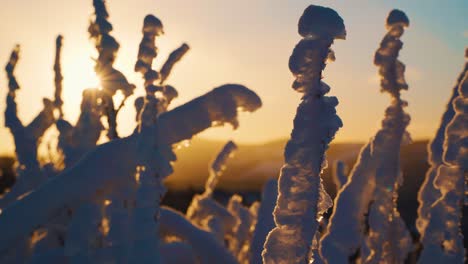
(262, 5, 346, 264)
(249, 179, 277, 264)
(159, 43, 190, 85)
(332, 160, 348, 191)
(0, 84, 260, 254)
(418, 66, 467, 264)
(53, 35, 64, 119)
(416, 48, 467, 237)
(89, 0, 135, 139)
(321, 9, 412, 264)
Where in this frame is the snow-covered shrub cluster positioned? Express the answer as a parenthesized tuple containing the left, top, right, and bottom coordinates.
(0, 2, 465, 264)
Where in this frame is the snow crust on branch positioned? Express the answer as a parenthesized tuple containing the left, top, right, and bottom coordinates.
(89, 0, 135, 139)
(159, 43, 190, 85)
(226, 195, 255, 257)
(332, 160, 348, 191)
(1, 45, 56, 209)
(416, 49, 468, 235)
(186, 141, 238, 241)
(5, 45, 20, 93)
(134, 15, 187, 122)
(418, 70, 468, 264)
(54, 35, 64, 118)
(249, 179, 277, 264)
(262, 5, 345, 264)
(320, 9, 412, 264)
(157, 84, 261, 145)
(204, 141, 237, 196)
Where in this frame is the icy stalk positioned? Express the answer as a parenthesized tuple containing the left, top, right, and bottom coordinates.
(134, 14, 166, 121)
(262, 5, 346, 264)
(416, 49, 468, 235)
(89, 0, 135, 139)
(362, 11, 412, 263)
(249, 179, 277, 264)
(56, 89, 105, 167)
(134, 14, 188, 119)
(204, 141, 238, 196)
(1, 45, 55, 208)
(186, 141, 238, 240)
(332, 160, 348, 191)
(418, 71, 467, 263)
(119, 14, 189, 263)
(321, 10, 412, 264)
(54, 35, 64, 118)
(226, 195, 255, 257)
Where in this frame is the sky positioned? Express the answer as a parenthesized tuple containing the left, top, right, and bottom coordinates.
(0, 0, 466, 155)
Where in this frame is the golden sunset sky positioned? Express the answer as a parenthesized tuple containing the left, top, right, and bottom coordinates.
(0, 0, 466, 155)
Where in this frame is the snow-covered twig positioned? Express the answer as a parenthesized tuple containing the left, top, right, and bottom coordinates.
(186, 141, 238, 239)
(54, 35, 64, 119)
(159, 43, 190, 85)
(262, 5, 346, 264)
(1, 46, 55, 208)
(321, 10, 412, 264)
(204, 141, 237, 196)
(418, 69, 467, 264)
(416, 49, 468, 235)
(249, 179, 277, 264)
(332, 160, 348, 192)
(89, 0, 135, 139)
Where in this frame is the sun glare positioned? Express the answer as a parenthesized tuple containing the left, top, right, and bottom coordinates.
(61, 51, 101, 121)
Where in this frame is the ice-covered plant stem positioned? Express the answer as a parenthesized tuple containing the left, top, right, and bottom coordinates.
(134, 14, 188, 120)
(89, 0, 135, 139)
(416, 49, 468, 235)
(1, 45, 56, 208)
(320, 10, 412, 264)
(249, 178, 277, 264)
(418, 68, 467, 264)
(332, 160, 348, 191)
(186, 141, 238, 240)
(262, 5, 346, 264)
(361, 10, 412, 263)
(54, 35, 64, 118)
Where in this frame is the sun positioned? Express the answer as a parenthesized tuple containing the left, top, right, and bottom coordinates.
(60, 50, 101, 122)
